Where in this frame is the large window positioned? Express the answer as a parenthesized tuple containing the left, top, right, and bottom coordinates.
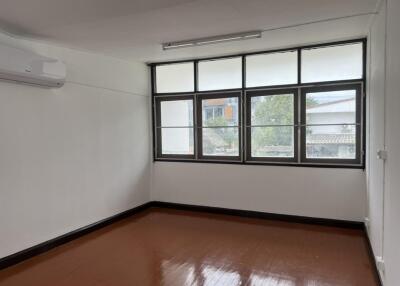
(155, 96, 195, 158)
(198, 92, 241, 160)
(151, 39, 365, 167)
(301, 84, 361, 164)
(246, 90, 298, 162)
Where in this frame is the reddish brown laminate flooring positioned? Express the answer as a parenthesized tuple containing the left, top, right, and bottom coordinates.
(0, 208, 378, 286)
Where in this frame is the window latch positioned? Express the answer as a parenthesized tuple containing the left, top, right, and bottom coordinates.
(377, 150, 388, 161)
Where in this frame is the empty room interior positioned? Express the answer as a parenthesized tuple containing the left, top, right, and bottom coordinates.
(0, 0, 399, 285)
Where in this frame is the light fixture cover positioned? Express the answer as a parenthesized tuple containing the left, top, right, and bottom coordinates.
(162, 31, 262, 50)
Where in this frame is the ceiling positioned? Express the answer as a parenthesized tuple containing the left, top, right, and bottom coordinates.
(0, 0, 379, 62)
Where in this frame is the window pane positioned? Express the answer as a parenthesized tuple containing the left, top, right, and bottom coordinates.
(302, 43, 363, 83)
(251, 94, 294, 125)
(198, 58, 242, 91)
(251, 126, 294, 157)
(306, 90, 356, 124)
(246, 51, 297, 87)
(202, 97, 239, 127)
(202, 127, 239, 156)
(161, 128, 194, 154)
(306, 125, 356, 159)
(160, 100, 193, 127)
(156, 63, 194, 93)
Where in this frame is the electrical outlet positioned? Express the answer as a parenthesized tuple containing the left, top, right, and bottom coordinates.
(364, 217, 370, 231)
(376, 256, 385, 273)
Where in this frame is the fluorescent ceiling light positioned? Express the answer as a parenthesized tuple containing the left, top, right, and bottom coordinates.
(162, 31, 262, 50)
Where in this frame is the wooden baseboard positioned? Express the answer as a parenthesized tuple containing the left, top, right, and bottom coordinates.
(150, 201, 364, 229)
(0, 202, 151, 270)
(362, 224, 384, 286)
(1, 200, 376, 279)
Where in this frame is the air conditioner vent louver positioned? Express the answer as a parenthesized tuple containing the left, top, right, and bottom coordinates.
(0, 43, 66, 88)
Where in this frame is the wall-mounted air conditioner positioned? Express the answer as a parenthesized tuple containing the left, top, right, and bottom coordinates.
(0, 43, 66, 88)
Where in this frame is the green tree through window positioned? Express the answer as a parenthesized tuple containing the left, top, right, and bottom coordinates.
(252, 95, 293, 157)
(204, 116, 235, 155)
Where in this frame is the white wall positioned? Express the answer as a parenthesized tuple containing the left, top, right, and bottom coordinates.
(152, 162, 366, 221)
(0, 32, 150, 259)
(367, 0, 400, 284)
(366, 0, 386, 265)
(383, 0, 400, 284)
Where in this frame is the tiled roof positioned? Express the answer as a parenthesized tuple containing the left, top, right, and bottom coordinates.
(307, 133, 355, 144)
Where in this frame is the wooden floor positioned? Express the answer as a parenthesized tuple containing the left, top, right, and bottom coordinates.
(0, 208, 379, 286)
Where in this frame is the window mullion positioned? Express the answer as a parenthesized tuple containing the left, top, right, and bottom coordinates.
(242, 56, 246, 163)
(194, 93, 199, 160)
(297, 87, 302, 163)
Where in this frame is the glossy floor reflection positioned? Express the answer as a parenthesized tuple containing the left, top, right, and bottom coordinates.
(0, 208, 379, 286)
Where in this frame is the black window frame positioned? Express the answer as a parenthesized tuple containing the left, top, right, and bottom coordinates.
(150, 38, 367, 169)
(245, 88, 299, 163)
(300, 42, 365, 85)
(197, 91, 242, 162)
(300, 83, 362, 165)
(154, 95, 196, 160)
(154, 62, 196, 94)
(245, 49, 299, 88)
(197, 57, 243, 92)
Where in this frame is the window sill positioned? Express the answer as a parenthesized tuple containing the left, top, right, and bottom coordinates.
(153, 158, 365, 169)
